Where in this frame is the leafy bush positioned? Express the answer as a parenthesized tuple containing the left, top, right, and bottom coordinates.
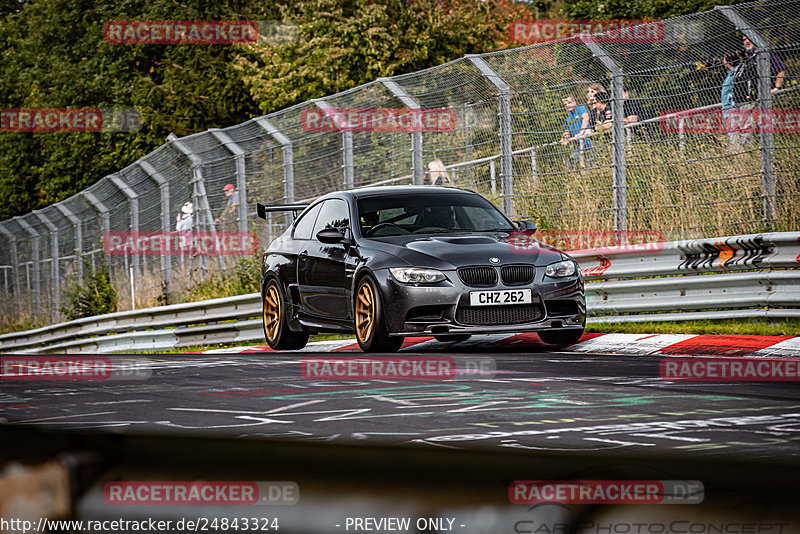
(59, 255, 117, 320)
(187, 252, 262, 302)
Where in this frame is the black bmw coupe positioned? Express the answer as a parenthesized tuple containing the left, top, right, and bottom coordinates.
(257, 186, 585, 352)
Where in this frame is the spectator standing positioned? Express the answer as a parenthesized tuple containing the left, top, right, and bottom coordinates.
(175, 201, 194, 263)
(621, 86, 647, 140)
(592, 91, 613, 131)
(176, 201, 193, 231)
(731, 36, 787, 146)
(561, 96, 593, 168)
(427, 160, 453, 185)
(215, 183, 240, 227)
(739, 36, 786, 98)
(586, 83, 607, 129)
(721, 51, 744, 151)
(622, 86, 644, 126)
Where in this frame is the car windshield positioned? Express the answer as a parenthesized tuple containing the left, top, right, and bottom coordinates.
(356, 192, 516, 237)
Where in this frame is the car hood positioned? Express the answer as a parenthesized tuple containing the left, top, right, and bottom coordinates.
(364, 232, 565, 270)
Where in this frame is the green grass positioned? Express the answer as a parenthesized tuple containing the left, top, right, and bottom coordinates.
(587, 319, 800, 337)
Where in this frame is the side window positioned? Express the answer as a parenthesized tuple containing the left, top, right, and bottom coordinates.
(312, 199, 350, 237)
(292, 203, 322, 240)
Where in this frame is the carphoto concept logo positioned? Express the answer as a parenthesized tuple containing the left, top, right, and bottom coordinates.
(660, 109, 800, 134)
(661, 357, 800, 381)
(301, 356, 495, 380)
(1, 356, 151, 381)
(1, 108, 142, 133)
(104, 20, 260, 44)
(300, 108, 456, 132)
(103, 481, 298, 505)
(103, 232, 258, 256)
(510, 19, 664, 44)
(509, 480, 704, 504)
(509, 230, 664, 255)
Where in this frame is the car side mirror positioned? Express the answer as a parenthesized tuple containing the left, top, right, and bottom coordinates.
(514, 220, 537, 232)
(316, 227, 345, 244)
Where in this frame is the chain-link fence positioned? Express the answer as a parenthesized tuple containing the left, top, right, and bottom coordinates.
(1, 0, 798, 327)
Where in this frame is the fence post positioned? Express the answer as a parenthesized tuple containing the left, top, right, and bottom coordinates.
(716, 6, 777, 226)
(55, 203, 83, 281)
(33, 210, 60, 320)
(380, 78, 425, 186)
(109, 173, 140, 276)
(313, 99, 355, 190)
(139, 160, 172, 287)
(256, 117, 295, 225)
(466, 55, 514, 216)
(15, 216, 40, 317)
(580, 37, 628, 231)
(489, 159, 497, 195)
(0, 222, 20, 308)
(83, 190, 112, 288)
(168, 134, 225, 270)
(209, 129, 249, 233)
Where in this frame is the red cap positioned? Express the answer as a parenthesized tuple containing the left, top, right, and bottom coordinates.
(223, 184, 235, 191)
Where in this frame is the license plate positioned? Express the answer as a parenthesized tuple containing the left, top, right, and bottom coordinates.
(469, 289, 532, 306)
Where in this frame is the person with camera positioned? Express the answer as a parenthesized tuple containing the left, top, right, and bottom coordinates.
(729, 36, 787, 147)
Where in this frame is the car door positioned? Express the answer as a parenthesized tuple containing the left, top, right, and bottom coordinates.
(298, 198, 353, 321)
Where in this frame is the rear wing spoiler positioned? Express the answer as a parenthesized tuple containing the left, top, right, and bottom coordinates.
(256, 202, 310, 220)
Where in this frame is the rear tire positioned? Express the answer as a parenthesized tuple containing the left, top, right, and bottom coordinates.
(434, 334, 471, 343)
(263, 278, 309, 350)
(538, 328, 584, 346)
(354, 276, 403, 352)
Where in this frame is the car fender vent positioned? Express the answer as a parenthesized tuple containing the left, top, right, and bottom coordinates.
(457, 266, 497, 287)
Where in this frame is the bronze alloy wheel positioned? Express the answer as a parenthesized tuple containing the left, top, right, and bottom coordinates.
(263, 283, 282, 344)
(262, 279, 309, 350)
(355, 280, 375, 344)
(354, 276, 403, 352)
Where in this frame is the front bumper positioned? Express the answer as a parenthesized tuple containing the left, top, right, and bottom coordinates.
(375, 267, 586, 337)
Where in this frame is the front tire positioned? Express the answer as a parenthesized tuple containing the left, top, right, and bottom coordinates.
(538, 328, 585, 346)
(263, 279, 309, 350)
(354, 276, 403, 352)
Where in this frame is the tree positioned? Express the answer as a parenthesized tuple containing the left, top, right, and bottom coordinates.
(0, 0, 277, 220)
(559, 0, 749, 20)
(234, 0, 529, 114)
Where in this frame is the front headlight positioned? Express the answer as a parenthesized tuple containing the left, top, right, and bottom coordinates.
(545, 260, 577, 278)
(389, 267, 446, 284)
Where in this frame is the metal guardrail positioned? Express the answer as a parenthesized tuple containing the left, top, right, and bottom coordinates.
(1, 232, 797, 353)
(577, 231, 800, 322)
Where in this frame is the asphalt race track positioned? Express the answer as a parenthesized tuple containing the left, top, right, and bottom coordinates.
(2, 346, 799, 464)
